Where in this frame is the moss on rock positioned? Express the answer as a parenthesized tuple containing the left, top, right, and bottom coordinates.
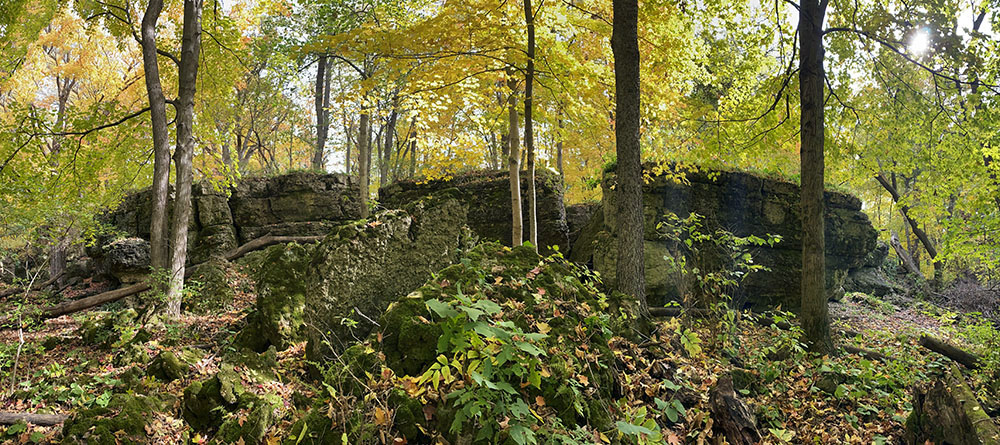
(185, 257, 244, 314)
(182, 365, 243, 431)
(235, 243, 314, 352)
(61, 394, 164, 444)
(147, 348, 203, 382)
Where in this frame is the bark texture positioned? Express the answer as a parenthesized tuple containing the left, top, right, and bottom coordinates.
(358, 110, 371, 219)
(611, 0, 647, 316)
(798, 0, 832, 353)
(507, 72, 523, 247)
(167, 0, 203, 316)
(524, 0, 538, 251)
(141, 0, 171, 272)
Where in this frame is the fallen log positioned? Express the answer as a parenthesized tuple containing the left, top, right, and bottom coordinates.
(0, 271, 65, 298)
(648, 306, 794, 330)
(842, 345, 888, 362)
(222, 235, 324, 262)
(890, 231, 924, 279)
(0, 235, 325, 326)
(0, 412, 67, 426)
(919, 335, 981, 369)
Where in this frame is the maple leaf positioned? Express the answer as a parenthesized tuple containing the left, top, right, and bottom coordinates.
(666, 432, 681, 445)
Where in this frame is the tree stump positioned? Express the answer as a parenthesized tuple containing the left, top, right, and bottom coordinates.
(709, 373, 761, 444)
(905, 363, 1000, 445)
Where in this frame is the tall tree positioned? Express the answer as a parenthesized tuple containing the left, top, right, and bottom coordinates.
(507, 70, 523, 246)
(612, 0, 648, 316)
(166, 0, 204, 315)
(140, 0, 172, 274)
(523, 0, 538, 251)
(312, 55, 329, 171)
(798, 0, 832, 353)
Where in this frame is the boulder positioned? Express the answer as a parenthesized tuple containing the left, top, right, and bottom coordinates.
(235, 243, 314, 352)
(304, 195, 474, 362)
(61, 394, 165, 444)
(182, 365, 243, 431)
(185, 257, 245, 314)
(585, 164, 878, 311)
(103, 238, 150, 284)
(844, 241, 905, 298)
(565, 202, 600, 254)
(379, 169, 570, 252)
(230, 172, 361, 244)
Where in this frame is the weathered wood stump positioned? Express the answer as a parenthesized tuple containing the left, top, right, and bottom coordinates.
(905, 363, 1000, 445)
(709, 373, 761, 444)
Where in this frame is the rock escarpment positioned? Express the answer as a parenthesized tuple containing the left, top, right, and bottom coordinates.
(379, 170, 571, 252)
(236, 194, 476, 363)
(96, 172, 362, 267)
(575, 165, 878, 311)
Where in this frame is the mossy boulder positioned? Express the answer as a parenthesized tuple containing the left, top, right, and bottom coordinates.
(61, 394, 164, 444)
(236, 243, 314, 352)
(304, 195, 474, 362)
(595, 164, 878, 311)
(182, 365, 244, 431)
(185, 257, 245, 314)
(77, 309, 139, 349)
(225, 346, 278, 382)
(213, 393, 285, 445)
(368, 243, 632, 441)
(147, 348, 204, 382)
(379, 169, 571, 253)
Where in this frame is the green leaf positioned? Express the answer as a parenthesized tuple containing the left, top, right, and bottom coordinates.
(616, 420, 655, 436)
(426, 299, 459, 319)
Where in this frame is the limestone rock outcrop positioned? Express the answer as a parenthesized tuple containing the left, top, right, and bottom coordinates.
(379, 170, 570, 252)
(99, 172, 362, 265)
(576, 165, 878, 311)
(235, 194, 475, 362)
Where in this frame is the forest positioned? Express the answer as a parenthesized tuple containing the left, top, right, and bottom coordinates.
(0, 0, 999, 443)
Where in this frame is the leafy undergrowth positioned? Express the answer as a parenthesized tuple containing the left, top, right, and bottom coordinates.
(0, 250, 997, 444)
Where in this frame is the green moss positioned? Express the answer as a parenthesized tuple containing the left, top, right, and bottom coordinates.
(322, 344, 382, 396)
(237, 243, 313, 352)
(213, 393, 285, 445)
(147, 350, 187, 382)
(61, 394, 163, 444)
(379, 293, 442, 377)
(185, 258, 241, 314)
(182, 365, 243, 431)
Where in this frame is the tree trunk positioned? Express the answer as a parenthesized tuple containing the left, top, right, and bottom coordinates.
(874, 174, 942, 285)
(612, 0, 647, 317)
(141, 0, 172, 273)
(344, 112, 353, 175)
(507, 71, 523, 247)
(381, 106, 398, 188)
(312, 55, 328, 171)
(524, 0, 538, 251)
(166, 0, 203, 317)
(890, 230, 924, 279)
(409, 129, 417, 178)
(798, 0, 831, 354)
(556, 112, 564, 176)
(358, 109, 371, 219)
(709, 374, 762, 444)
(0, 412, 67, 426)
(47, 236, 67, 288)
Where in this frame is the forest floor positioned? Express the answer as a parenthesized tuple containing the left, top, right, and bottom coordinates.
(0, 267, 997, 444)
